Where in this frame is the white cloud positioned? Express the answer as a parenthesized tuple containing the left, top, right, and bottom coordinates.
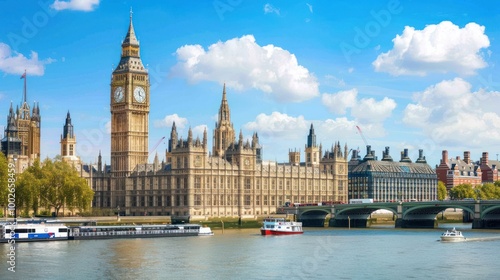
(352, 97, 397, 123)
(242, 112, 383, 159)
(373, 21, 490, 76)
(154, 114, 189, 129)
(403, 78, 500, 146)
(51, 0, 99, 11)
(321, 88, 397, 124)
(244, 112, 309, 139)
(321, 89, 357, 114)
(171, 35, 319, 103)
(0, 43, 54, 76)
(264, 4, 280, 15)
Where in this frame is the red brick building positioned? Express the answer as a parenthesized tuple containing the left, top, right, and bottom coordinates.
(480, 152, 499, 183)
(436, 150, 499, 190)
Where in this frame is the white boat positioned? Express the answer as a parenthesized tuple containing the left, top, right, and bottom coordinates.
(198, 226, 214, 236)
(260, 218, 303, 235)
(1, 222, 69, 242)
(440, 227, 466, 242)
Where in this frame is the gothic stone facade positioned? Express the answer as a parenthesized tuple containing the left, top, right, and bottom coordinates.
(1, 73, 41, 173)
(88, 15, 348, 218)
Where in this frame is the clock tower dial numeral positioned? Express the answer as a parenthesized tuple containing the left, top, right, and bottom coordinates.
(114, 86, 124, 102)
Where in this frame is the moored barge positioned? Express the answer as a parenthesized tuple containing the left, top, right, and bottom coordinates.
(68, 224, 202, 240)
(1, 221, 212, 242)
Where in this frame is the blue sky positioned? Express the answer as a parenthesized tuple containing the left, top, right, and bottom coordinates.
(1, 0, 500, 167)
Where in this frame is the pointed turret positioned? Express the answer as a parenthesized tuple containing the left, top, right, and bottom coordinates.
(219, 83, 231, 123)
(169, 121, 178, 152)
(6, 103, 17, 134)
(122, 9, 139, 48)
(60, 110, 78, 162)
(114, 9, 146, 73)
(307, 123, 316, 148)
(188, 127, 193, 144)
(203, 127, 207, 147)
(305, 123, 320, 166)
(238, 130, 243, 146)
(62, 111, 74, 139)
(98, 150, 102, 172)
(153, 152, 159, 169)
(31, 102, 40, 122)
(1, 102, 22, 156)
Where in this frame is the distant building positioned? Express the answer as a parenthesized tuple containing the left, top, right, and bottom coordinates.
(60, 111, 82, 171)
(479, 152, 499, 183)
(348, 146, 437, 202)
(436, 150, 498, 190)
(1, 71, 41, 173)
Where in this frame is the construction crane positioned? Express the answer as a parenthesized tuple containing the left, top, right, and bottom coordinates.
(149, 136, 165, 157)
(355, 125, 369, 147)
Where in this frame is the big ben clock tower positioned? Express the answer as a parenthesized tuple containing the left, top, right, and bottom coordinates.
(110, 11, 149, 176)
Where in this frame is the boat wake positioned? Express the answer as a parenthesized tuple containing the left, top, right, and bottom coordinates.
(462, 236, 500, 242)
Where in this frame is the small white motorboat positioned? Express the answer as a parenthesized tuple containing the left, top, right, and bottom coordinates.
(440, 227, 466, 242)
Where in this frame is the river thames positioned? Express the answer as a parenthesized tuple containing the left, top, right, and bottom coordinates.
(1, 224, 499, 280)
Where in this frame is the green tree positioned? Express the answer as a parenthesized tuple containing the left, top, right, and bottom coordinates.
(18, 157, 94, 216)
(449, 183, 476, 200)
(437, 181, 447, 200)
(478, 183, 500, 200)
(16, 159, 43, 215)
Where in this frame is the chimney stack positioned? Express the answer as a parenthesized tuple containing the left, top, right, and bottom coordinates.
(464, 151, 470, 164)
(482, 152, 489, 166)
(441, 150, 449, 164)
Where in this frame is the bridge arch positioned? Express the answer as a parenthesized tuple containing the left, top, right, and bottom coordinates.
(335, 206, 397, 217)
(298, 209, 331, 227)
(398, 203, 474, 228)
(481, 205, 500, 217)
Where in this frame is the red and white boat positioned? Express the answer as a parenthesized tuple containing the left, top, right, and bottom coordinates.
(260, 218, 303, 235)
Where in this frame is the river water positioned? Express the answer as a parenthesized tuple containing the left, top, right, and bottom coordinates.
(1, 224, 499, 280)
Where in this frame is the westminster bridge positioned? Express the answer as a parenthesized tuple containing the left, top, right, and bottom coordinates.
(276, 200, 500, 229)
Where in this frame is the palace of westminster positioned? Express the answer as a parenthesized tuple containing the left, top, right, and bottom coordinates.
(2, 15, 448, 218)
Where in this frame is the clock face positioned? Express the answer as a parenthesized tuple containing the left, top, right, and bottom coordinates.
(244, 159, 250, 166)
(133, 86, 146, 103)
(114, 87, 124, 102)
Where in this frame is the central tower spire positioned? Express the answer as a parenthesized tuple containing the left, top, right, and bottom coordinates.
(213, 84, 235, 158)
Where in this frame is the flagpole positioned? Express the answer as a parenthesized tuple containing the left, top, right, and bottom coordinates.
(23, 70, 27, 103)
